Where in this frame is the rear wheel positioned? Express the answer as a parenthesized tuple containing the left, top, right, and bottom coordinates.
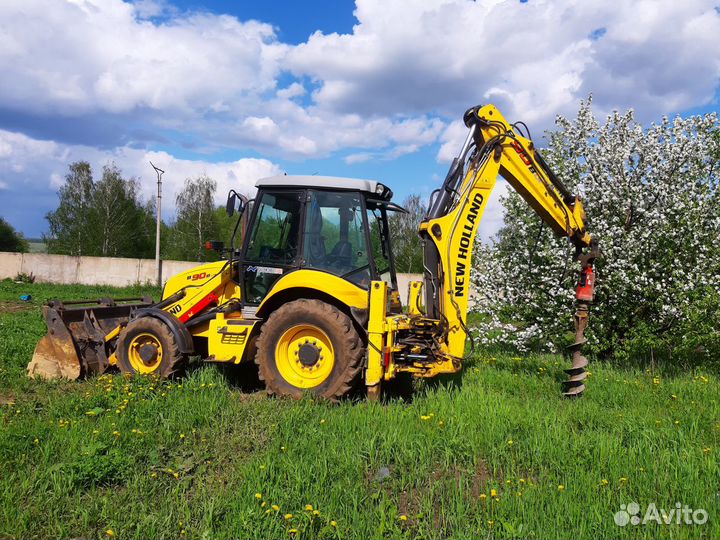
(255, 299, 364, 399)
(116, 317, 186, 378)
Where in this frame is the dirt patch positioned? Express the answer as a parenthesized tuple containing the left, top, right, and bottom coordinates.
(0, 301, 33, 314)
(471, 459, 492, 498)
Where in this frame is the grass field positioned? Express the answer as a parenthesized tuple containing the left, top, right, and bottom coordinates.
(0, 279, 718, 539)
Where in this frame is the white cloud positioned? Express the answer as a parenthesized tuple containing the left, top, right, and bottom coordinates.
(0, 0, 719, 238)
(0, 0, 285, 116)
(287, 0, 720, 129)
(0, 129, 282, 220)
(3, 0, 716, 163)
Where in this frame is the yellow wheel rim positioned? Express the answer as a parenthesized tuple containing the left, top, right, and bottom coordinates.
(275, 324, 335, 389)
(127, 332, 163, 374)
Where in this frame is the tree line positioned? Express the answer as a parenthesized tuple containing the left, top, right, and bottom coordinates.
(41, 160, 429, 269)
(44, 161, 238, 262)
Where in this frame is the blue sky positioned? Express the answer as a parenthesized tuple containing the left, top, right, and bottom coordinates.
(0, 0, 718, 238)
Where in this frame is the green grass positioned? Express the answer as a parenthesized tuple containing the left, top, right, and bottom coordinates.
(0, 279, 718, 539)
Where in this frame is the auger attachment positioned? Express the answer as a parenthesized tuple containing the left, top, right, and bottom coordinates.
(563, 255, 597, 397)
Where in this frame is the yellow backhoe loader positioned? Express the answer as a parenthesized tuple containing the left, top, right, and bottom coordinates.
(29, 104, 599, 398)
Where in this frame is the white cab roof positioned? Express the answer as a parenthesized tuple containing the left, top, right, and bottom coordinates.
(256, 174, 381, 194)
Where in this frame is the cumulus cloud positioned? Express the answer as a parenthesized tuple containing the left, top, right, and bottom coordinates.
(0, 128, 282, 234)
(3, 0, 718, 161)
(0, 0, 719, 236)
(288, 0, 720, 129)
(0, 0, 284, 116)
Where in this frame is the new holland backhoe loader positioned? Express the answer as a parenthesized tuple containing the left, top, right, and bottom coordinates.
(28, 104, 599, 398)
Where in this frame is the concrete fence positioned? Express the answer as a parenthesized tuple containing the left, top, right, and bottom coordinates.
(0, 252, 423, 301)
(0, 252, 198, 287)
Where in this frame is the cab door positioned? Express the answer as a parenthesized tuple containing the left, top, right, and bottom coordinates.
(241, 189, 304, 305)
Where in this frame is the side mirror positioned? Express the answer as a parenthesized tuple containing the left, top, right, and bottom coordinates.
(205, 240, 224, 253)
(226, 192, 237, 217)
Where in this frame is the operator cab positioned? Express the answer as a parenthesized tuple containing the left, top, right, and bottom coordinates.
(238, 175, 402, 306)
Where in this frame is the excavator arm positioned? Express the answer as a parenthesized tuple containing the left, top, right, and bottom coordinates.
(417, 104, 599, 395)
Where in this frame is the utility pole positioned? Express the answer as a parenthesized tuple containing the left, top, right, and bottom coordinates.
(150, 162, 164, 286)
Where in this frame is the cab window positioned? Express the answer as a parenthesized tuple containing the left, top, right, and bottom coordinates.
(302, 191, 370, 286)
(243, 190, 302, 304)
(366, 206, 393, 285)
(245, 191, 302, 264)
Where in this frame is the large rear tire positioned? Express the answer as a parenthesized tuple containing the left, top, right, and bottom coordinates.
(255, 299, 364, 399)
(116, 317, 186, 378)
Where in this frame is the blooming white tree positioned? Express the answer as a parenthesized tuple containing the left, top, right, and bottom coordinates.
(471, 99, 720, 363)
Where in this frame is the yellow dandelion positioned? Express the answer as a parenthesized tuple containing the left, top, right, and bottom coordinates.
(671, 394, 677, 400)
(330, 520, 337, 527)
(112, 431, 120, 437)
(105, 530, 115, 537)
(173, 472, 179, 479)
(507, 439, 514, 446)
(420, 415, 431, 421)
(284, 513, 293, 520)
(305, 504, 313, 511)
(288, 529, 298, 535)
(255, 493, 263, 500)
(150, 472, 157, 478)
(179, 433, 186, 439)
(320, 419, 326, 424)
(261, 502, 266, 507)
(272, 505, 280, 511)
(519, 478, 526, 484)
(313, 510, 320, 516)
(600, 479, 609, 487)
(479, 493, 487, 501)
(487, 520, 495, 526)
(398, 514, 408, 522)
(558, 484, 565, 492)
(703, 447, 711, 454)
(33, 438, 39, 445)
(619, 477, 628, 484)
(490, 488, 497, 497)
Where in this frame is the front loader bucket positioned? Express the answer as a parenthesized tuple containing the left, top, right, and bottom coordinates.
(28, 297, 154, 380)
(29, 321, 82, 380)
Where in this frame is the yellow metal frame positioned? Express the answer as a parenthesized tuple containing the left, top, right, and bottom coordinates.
(395, 104, 593, 375)
(365, 280, 387, 389)
(257, 269, 369, 312)
(205, 313, 259, 364)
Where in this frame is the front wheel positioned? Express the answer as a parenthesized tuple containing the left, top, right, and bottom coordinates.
(255, 299, 365, 399)
(116, 317, 186, 378)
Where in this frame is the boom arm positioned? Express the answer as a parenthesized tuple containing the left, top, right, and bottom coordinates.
(419, 104, 598, 392)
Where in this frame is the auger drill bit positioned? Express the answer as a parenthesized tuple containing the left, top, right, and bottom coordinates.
(564, 301, 590, 396)
(563, 248, 597, 397)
